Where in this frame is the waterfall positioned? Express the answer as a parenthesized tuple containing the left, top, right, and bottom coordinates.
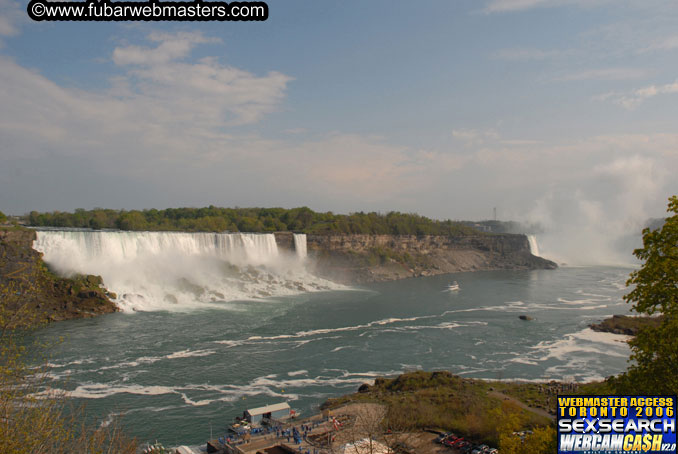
(33, 230, 335, 312)
(527, 234, 541, 257)
(293, 234, 307, 259)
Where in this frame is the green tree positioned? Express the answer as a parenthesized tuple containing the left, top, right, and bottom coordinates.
(493, 401, 556, 454)
(0, 211, 6, 224)
(612, 195, 678, 394)
(116, 211, 148, 231)
(0, 275, 138, 453)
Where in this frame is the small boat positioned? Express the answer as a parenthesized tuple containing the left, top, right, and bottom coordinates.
(229, 420, 251, 433)
(446, 281, 460, 291)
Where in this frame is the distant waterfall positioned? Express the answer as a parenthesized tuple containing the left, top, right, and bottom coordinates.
(293, 234, 307, 259)
(34, 230, 336, 312)
(527, 234, 541, 257)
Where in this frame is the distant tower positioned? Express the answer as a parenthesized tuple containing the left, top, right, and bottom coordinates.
(493, 207, 497, 221)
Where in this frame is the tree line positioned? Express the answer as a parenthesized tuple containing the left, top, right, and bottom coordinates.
(25, 206, 480, 236)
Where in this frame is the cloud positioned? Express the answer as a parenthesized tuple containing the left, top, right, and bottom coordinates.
(107, 32, 292, 126)
(0, 31, 293, 168)
(483, 0, 549, 13)
(0, 43, 429, 209)
(597, 79, 678, 109)
(483, 0, 623, 13)
(284, 128, 308, 135)
(556, 67, 648, 81)
(0, 31, 677, 227)
(112, 32, 219, 66)
(492, 48, 562, 61)
(452, 128, 499, 146)
(0, 0, 23, 40)
(641, 35, 678, 53)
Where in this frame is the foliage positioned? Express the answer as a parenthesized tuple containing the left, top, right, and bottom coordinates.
(26, 206, 481, 236)
(0, 211, 6, 223)
(0, 274, 137, 453)
(492, 400, 556, 453)
(325, 371, 552, 447)
(610, 195, 678, 394)
(364, 247, 417, 268)
(498, 424, 557, 454)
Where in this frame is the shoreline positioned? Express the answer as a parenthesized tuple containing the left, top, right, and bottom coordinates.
(589, 314, 662, 336)
(190, 371, 605, 454)
(3, 227, 557, 321)
(0, 227, 118, 323)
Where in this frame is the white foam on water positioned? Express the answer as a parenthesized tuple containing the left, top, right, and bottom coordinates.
(557, 297, 611, 305)
(34, 230, 341, 312)
(51, 383, 177, 399)
(212, 339, 248, 348)
(244, 314, 441, 342)
(508, 357, 539, 366)
(529, 328, 631, 362)
(45, 358, 96, 368)
(165, 349, 216, 360)
(90, 348, 218, 372)
(287, 370, 308, 376)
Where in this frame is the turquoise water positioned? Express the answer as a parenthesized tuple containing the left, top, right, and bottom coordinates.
(33, 267, 633, 447)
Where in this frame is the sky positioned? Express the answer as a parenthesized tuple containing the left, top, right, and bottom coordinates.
(1, 0, 677, 229)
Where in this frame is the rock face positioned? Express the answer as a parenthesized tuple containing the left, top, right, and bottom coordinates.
(292, 233, 557, 284)
(0, 228, 118, 324)
(590, 314, 662, 336)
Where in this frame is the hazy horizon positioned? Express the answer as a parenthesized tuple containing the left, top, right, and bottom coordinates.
(1, 0, 677, 233)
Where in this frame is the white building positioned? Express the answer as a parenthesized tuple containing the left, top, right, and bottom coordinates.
(244, 402, 291, 425)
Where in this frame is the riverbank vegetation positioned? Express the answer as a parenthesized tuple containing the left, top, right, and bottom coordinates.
(320, 197, 678, 453)
(0, 243, 135, 452)
(608, 195, 678, 395)
(590, 314, 663, 336)
(6, 196, 676, 452)
(323, 371, 558, 453)
(26, 207, 480, 236)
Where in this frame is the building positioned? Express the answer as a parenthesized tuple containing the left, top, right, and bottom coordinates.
(174, 447, 199, 454)
(245, 402, 291, 425)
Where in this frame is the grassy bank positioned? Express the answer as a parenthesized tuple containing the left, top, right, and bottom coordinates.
(322, 371, 613, 450)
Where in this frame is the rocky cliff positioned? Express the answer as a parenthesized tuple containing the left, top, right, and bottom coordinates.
(0, 228, 118, 324)
(283, 233, 557, 284)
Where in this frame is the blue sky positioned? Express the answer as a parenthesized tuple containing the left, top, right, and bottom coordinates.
(1, 0, 677, 231)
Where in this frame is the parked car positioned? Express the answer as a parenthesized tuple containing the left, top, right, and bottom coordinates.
(442, 437, 459, 448)
(436, 432, 454, 443)
(439, 432, 458, 443)
(461, 445, 476, 454)
(455, 441, 472, 450)
(450, 438, 467, 448)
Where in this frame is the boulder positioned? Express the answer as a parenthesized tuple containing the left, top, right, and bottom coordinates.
(85, 275, 103, 286)
(77, 289, 104, 299)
